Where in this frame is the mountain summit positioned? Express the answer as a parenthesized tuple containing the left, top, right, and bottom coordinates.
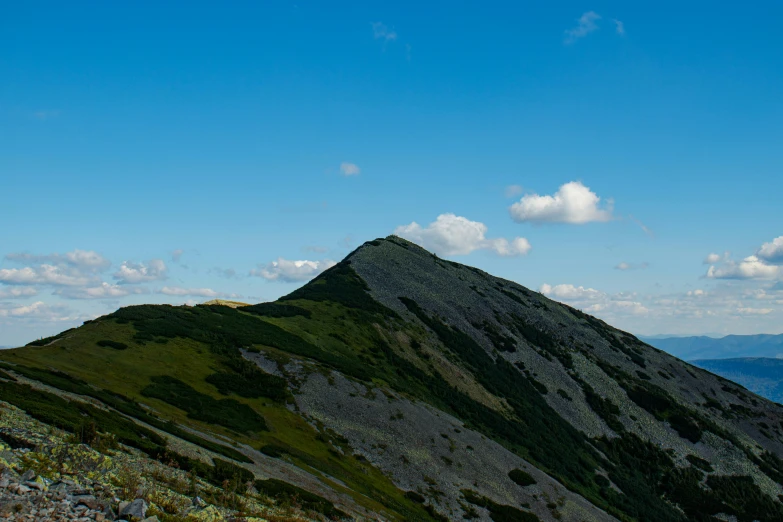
(2, 236, 783, 521)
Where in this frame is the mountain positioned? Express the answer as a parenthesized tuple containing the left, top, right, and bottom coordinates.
(692, 358, 783, 404)
(640, 333, 783, 360)
(2, 235, 783, 521)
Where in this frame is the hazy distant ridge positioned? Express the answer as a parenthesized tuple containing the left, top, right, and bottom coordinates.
(640, 333, 783, 360)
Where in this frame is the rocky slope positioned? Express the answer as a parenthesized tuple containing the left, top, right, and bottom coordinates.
(1, 236, 783, 521)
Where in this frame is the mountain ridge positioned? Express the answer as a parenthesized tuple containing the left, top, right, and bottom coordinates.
(0, 235, 782, 521)
(641, 333, 783, 360)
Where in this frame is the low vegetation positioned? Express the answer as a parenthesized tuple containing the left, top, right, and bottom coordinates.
(141, 375, 268, 433)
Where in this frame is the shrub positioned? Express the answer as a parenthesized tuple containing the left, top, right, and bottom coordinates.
(461, 490, 541, 521)
(141, 375, 267, 433)
(254, 478, 347, 519)
(96, 340, 128, 350)
(508, 469, 536, 487)
(242, 303, 312, 319)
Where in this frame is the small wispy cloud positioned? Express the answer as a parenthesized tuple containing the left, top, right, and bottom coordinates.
(209, 267, 239, 279)
(615, 262, 649, 271)
(629, 215, 654, 238)
(372, 22, 397, 43)
(504, 185, 524, 198)
(613, 19, 626, 36)
(33, 110, 60, 121)
(564, 11, 601, 44)
(340, 162, 361, 176)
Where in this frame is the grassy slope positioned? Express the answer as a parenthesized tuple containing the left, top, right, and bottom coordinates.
(0, 314, 438, 521)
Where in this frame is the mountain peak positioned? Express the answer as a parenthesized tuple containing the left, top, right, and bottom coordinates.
(2, 237, 783, 521)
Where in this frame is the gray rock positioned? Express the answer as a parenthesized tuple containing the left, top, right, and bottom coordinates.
(74, 494, 100, 509)
(119, 498, 148, 520)
(19, 470, 34, 482)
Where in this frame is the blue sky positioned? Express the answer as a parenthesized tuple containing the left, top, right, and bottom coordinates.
(2, 1, 783, 346)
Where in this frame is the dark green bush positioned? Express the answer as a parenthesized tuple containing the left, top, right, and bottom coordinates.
(142, 375, 267, 433)
(96, 339, 128, 350)
(461, 490, 541, 521)
(686, 454, 713, 472)
(405, 490, 426, 503)
(254, 478, 347, 518)
(508, 469, 536, 487)
(205, 371, 287, 400)
(242, 303, 312, 319)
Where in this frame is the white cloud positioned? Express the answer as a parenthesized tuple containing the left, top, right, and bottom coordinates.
(159, 286, 223, 298)
(0, 287, 38, 299)
(737, 307, 774, 316)
(504, 185, 524, 198)
(0, 301, 48, 318)
(0, 249, 112, 287)
(171, 249, 184, 262)
(585, 300, 649, 316)
(540, 283, 648, 316)
(706, 255, 780, 280)
(540, 283, 603, 301)
(565, 11, 601, 44)
(509, 181, 613, 224)
(704, 252, 729, 265)
(340, 162, 361, 176)
(394, 213, 531, 257)
(6, 250, 110, 272)
(536, 279, 783, 337)
(615, 262, 649, 271)
(0, 265, 94, 286)
(0, 301, 82, 322)
(113, 259, 168, 284)
(250, 258, 337, 283)
(57, 282, 147, 300)
(372, 22, 397, 42)
(613, 19, 625, 35)
(758, 236, 783, 264)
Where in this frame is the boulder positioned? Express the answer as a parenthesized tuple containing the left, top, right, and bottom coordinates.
(119, 498, 148, 520)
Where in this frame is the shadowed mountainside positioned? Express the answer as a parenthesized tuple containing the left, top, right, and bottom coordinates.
(1, 236, 783, 521)
(692, 357, 783, 404)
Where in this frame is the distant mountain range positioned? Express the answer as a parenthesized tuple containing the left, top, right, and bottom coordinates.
(691, 358, 783, 404)
(639, 333, 783, 360)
